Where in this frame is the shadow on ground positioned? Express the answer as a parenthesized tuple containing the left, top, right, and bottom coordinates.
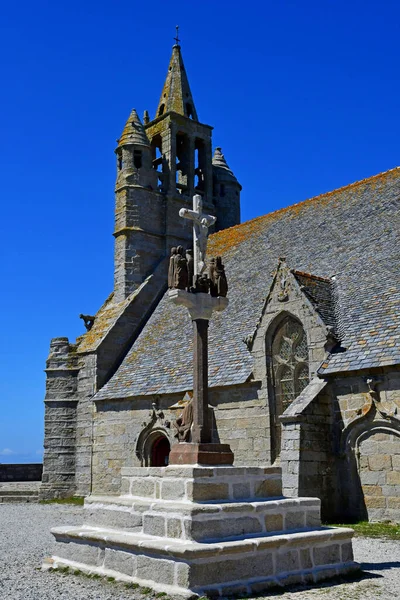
(245, 569, 382, 598)
(360, 561, 400, 572)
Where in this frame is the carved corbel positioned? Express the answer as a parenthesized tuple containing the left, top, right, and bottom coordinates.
(366, 376, 399, 420)
(324, 325, 338, 352)
(242, 333, 255, 351)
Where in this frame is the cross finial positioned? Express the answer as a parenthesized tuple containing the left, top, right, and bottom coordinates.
(174, 25, 180, 45)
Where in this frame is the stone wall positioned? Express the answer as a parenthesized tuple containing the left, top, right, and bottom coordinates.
(91, 382, 270, 495)
(74, 353, 97, 497)
(40, 337, 79, 500)
(0, 464, 43, 482)
(113, 187, 166, 301)
(358, 430, 400, 521)
(211, 383, 270, 465)
(278, 367, 400, 522)
(280, 383, 336, 522)
(333, 367, 400, 522)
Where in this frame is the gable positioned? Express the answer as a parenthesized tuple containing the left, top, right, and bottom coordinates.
(249, 260, 332, 382)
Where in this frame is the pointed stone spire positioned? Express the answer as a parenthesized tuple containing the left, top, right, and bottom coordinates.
(155, 45, 198, 120)
(117, 109, 150, 147)
(212, 147, 239, 183)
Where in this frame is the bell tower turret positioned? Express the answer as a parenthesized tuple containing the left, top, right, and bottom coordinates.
(212, 147, 241, 229)
(113, 109, 164, 302)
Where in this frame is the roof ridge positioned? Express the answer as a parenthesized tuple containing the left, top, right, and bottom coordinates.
(210, 165, 400, 243)
(292, 270, 332, 283)
(296, 165, 400, 206)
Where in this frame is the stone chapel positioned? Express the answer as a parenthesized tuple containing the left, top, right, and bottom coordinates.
(40, 42, 400, 524)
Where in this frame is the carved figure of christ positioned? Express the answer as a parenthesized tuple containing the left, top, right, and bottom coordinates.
(179, 194, 216, 277)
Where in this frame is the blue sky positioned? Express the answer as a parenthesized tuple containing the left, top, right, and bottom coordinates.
(1, 0, 399, 463)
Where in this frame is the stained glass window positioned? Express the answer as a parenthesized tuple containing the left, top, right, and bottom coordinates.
(269, 316, 310, 462)
(272, 317, 309, 412)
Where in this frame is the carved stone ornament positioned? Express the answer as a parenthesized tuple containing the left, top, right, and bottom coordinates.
(173, 245, 189, 290)
(366, 377, 399, 420)
(278, 272, 289, 302)
(186, 249, 194, 289)
(273, 258, 289, 302)
(243, 333, 255, 350)
(79, 314, 95, 331)
(168, 247, 177, 288)
(215, 256, 228, 297)
(173, 399, 194, 442)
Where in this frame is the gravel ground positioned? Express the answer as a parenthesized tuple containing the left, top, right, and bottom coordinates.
(0, 503, 399, 600)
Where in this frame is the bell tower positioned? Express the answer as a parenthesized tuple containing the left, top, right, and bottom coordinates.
(113, 40, 241, 302)
(144, 41, 215, 252)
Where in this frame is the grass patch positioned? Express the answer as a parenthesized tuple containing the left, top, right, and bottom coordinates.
(107, 576, 116, 582)
(139, 587, 153, 595)
(40, 496, 84, 506)
(125, 582, 140, 590)
(155, 594, 167, 598)
(58, 566, 70, 574)
(328, 520, 400, 540)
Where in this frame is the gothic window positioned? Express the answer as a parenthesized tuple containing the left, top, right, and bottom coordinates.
(158, 104, 165, 117)
(272, 316, 309, 411)
(268, 315, 309, 461)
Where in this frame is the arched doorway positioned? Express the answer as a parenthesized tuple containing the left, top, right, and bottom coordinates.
(151, 435, 171, 467)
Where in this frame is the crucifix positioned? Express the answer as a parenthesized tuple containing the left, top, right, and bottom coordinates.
(168, 196, 233, 465)
(179, 194, 217, 279)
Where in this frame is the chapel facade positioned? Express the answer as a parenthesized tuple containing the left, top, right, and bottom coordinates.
(40, 43, 400, 524)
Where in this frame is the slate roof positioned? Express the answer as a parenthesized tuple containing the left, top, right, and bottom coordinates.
(78, 286, 139, 353)
(155, 44, 198, 121)
(78, 292, 119, 353)
(117, 108, 150, 148)
(95, 167, 400, 400)
(292, 271, 337, 333)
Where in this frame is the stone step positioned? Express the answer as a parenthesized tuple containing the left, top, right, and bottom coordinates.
(120, 466, 282, 503)
(49, 524, 358, 598)
(84, 495, 321, 542)
(0, 489, 39, 496)
(0, 494, 39, 503)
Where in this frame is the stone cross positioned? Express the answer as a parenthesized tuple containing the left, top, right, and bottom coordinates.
(179, 194, 216, 277)
(168, 196, 233, 465)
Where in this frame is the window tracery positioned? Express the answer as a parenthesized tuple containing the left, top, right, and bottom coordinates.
(268, 315, 310, 462)
(272, 316, 309, 411)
